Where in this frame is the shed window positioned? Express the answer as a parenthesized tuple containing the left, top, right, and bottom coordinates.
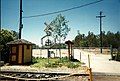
(12, 47, 16, 53)
(27, 45, 30, 49)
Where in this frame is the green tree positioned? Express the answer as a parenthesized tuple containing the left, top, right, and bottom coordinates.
(44, 14, 70, 59)
(106, 31, 116, 48)
(102, 31, 108, 47)
(74, 30, 86, 47)
(0, 29, 18, 62)
(87, 31, 98, 47)
(0, 29, 18, 45)
(74, 35, 81, 47)
(114, 31, 120, 48)
(73, 30, 120, 48)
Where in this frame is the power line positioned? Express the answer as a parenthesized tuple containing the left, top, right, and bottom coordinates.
(23, 0, 103, 18)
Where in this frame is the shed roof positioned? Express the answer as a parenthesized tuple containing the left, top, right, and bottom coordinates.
(7, 39, 34, 45)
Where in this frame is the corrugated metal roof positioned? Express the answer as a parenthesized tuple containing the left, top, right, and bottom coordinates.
(7, 39, 34, 45)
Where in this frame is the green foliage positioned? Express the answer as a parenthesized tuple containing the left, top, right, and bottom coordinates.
(61, 56, 69, 62)
(45, 62, 59, 68)
(50, 14, 70, 40)
(31, 57, 48, 68)
(31, 57, 81, 68)
(51, 43, 67, 49)
(87, 31, 98, 47)
(44, 14, 70, 41)
(44, 14, 70, 59)
(73, 31, 120, 48)
(32, 57, 38, 63)
(32, 44, 40, 49)
(80, 40, 88, 47)
(0, 29, 18, 62)
(113, 48, 120, 61)
(0, 29, 18, 45)
(67, 62, 80, 68)
(106, 31, 120, 48)
(115, 53, 120, 61)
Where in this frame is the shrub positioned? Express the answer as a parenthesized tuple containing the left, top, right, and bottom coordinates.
(61, 56, 69, 62)
(31, 57, 81, 68)
(67, 62, 80, 68)
(115, 52, 120, 61)
(45, 62, 58, 68)
(32, 57, 41, 63)
(32, 57, 37, 63)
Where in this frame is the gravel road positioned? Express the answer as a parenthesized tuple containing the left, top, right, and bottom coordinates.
(74, 49, 120, 74)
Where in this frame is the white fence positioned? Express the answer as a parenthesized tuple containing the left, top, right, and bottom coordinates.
(32, 49, 68, 58)
(32, 48, 111, 58)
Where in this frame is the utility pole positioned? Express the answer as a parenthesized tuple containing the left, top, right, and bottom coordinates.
(19, 0, 23, 39)
(96, 11, 105, 53)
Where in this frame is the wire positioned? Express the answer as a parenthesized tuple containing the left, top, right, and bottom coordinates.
(23, 0, 103, 18)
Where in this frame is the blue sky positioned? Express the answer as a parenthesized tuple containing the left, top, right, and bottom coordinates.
(1, 0, 120, 46)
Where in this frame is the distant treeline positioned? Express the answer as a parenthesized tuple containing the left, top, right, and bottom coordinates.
(41, 31, 120, 49)
(1, 29, 119, 50)
(72, 31, 120, 48)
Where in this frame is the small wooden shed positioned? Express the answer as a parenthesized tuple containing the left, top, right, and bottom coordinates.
(7, 39, 33, 64)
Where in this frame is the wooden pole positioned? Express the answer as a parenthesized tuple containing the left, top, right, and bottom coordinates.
(19, 0, 23, 39)
(96, 11, 105, 53)
(88, 68, 93, 81)
(80, 52, 81, 61)
(88, 54, 92, 81)
(70, 44, 73, 59)
(68, 44, 70, 60)
(88, 54, 90, 68)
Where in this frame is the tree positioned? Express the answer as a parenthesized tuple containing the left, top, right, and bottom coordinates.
(73, 31, 120, 48)
(44, 14, 70, 59)
(87, 31, 98, 47)
(114, 31, 120, 48)
(74, 35, 81, 47)
(102, 31, 108, 47)
(0, 29, 18, 62)
(74, 30, 83, 47)
(0, 29, 18, 45)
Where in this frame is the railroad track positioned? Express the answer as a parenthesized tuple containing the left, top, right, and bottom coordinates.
(0, 71, 71, 80)
(0, 71, 90, 81)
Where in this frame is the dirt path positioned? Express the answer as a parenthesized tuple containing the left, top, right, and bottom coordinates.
(74, 49, 120, 74)
(93, 75, 120, 81)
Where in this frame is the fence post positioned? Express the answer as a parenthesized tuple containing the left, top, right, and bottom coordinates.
(88, 54, 92, 81)
(88, 54, 90, 68)
(110, 45, 113, 60)
(80, 52, 81, 61)
(88, 68, 93, 81)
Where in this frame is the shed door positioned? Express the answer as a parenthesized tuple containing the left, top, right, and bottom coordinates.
(10, 46, 18, 64)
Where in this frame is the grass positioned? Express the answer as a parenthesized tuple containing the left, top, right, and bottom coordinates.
(31, 57, 82, 68)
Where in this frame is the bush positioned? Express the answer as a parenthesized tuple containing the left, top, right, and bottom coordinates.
(67, 62, 80, 68)
(115, 52, 120, 61)
(1, 45, 10, 63)
(32, 63, 41, 68)
(61, 56, 69, 62)
(31, 57, 81, 68)
(32, 57, 40, 63)
(45, 62, 59, 68)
